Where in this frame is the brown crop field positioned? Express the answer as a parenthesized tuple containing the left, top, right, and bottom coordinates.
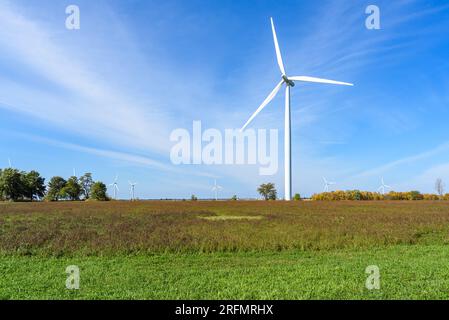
(1, 200, 449, 256)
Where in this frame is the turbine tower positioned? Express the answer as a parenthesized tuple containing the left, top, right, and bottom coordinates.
(323, 177, 336, 192)
(7, 158, 12, 168)
(109, 175, 119, 200)
(129, 181, 138, 201)
(378, 177, 392, 195)
(241, 18, 353, 200)
(211, 179, 223, 201)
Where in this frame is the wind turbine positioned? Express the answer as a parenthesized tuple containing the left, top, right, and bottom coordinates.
(378, 177, 392, 195)
(129, 181, 138, 201)
(211, 179, 223, 201)
(323, 177, 336, 192)
(109, 175, 119, 200)
(241, 18, 353, 200)
(7, 158, 12, 168)
(72, 168, 77, 177)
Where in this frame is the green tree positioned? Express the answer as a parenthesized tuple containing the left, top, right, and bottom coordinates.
(90, 182, 109, 201)
(46, 176, 67, 201)
(231, 195, 238, 201)
(293, 193, 301, 201)
(257, 183, 277, 200)
(0, 168, 25, 201)
(23, 170, 46, 201)
(408, 191, 423, 201)
(191, 195, 198, 201)
(79, 173, 94, 199)
(61, 176, 82, 201)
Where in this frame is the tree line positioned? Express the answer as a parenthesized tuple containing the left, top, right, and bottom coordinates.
(311, 190, 449, 201)
(0, 168, 109, 202)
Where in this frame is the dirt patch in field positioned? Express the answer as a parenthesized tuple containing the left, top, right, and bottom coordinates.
(199, 215, 264, 221)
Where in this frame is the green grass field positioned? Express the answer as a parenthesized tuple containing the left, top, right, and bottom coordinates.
(1, 201, 449, 299)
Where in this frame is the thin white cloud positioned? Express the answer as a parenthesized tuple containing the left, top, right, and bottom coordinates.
(351, 142, 449, 179)
(0, 0, 172, 154)
(9, 132, 218, 179)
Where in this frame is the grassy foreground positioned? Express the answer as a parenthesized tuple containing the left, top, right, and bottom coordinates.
(1, 201, 449, 299)
(2, 245, 449, 299)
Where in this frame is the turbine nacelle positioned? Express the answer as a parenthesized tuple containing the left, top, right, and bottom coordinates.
(282, 75, 295, 87)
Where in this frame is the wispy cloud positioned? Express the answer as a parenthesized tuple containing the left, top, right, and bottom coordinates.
(11, 132, 218, 179)
(0, 0, 172, 154)
(351, 142, 449, 179)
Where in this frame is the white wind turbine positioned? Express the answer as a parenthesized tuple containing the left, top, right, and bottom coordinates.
(109, 175, 119, 200)
(7, 158, 12, 168)
(129, 181, 138, 201)
(378, 177, 392, 195)
(211, 179, 223, 201)
(241, 18, 353, 200)
(323, 177, 336, 192)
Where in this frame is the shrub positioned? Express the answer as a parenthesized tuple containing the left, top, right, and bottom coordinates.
(311, 190, 436, 201)
(423, 194, 440, 200)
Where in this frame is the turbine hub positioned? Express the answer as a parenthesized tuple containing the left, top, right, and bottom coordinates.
(282, 75, 295, 87)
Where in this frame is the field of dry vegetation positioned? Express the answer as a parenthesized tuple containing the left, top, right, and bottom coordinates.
(1, 200, 449, 256)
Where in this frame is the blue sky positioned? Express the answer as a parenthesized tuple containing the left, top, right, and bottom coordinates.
(1, 0, 449, 199)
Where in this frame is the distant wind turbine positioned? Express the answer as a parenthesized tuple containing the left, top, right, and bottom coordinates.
(211, 179, 223, 201)
(240, 18, 353, 201)
(109, 175, 119, 200)
(129, 181, 138, 201)
(8, 158, 12, 168)
(323, 177, 336, 192)
(72, 168, 77, 177)
(378, 177, 392, 195)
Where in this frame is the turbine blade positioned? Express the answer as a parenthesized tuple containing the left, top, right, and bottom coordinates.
(241, 80, 283, 131)
(270, 17, 286, 75)
(384, 185, 392, 189)
(289, 76, 353, 86)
